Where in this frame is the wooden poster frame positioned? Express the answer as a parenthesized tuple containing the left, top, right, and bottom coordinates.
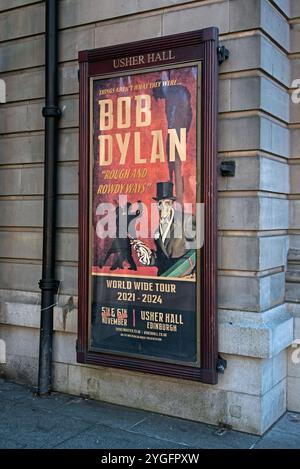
(78, 28, 219, 384)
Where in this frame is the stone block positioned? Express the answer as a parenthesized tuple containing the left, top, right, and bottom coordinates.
(0, 3, 44, 42)
(0, 324, 39, 358)
(272, 350, 287, 389)
(290, 21, 300, 54)
(260, 272, 286, 311)
(290, 128, 300, 158)
(218, 235, 287, 271)
(260, 77, 289, 123)
(0, 134, 44, 165)
(57, 163, 78, 195)
(0, 101, 44, 134)
(0, 199, 43, 227)
(226, 378, 286, 434)
(0, 261, 77, 295)
(95, 15, 162, 48)
(295, 317, 300, 339)
(260, 116, 289, 158)
(60, 0, 192, 29)
(290, 97, 300, 124)
(0, 295, 78, 332)
(286, 282, 300, 303)
(216, 354, 272, 396)
(218, 272, 285, 312)
(221, 34, 289, 87)
(0, 35, 44, 73)
(260, 35, 290, 86)
(0, 301, 40, 329)
(219, 115, 260, 152)
(67, 363, 85, 396)
(1, 195, 75, 229)
(56, 264, 78, 295)
(59, 96, 79, 129)
(219, 78, 230, 112)
(218, 196, 259, 230)
(259, 236, 287, 270)
(287, 345, 300, 378)
(0, 261, 42, 292)
(59, 129, 79, 162)
(163, 1, 229, 35)
(230, 0, 289, 51)
(271, 0, 290, 16)
(260, 157, 289, 193)
(218, 306, 293, 357)
(219, 115, 288, 157)
(218, 236, 260, 271)
(60, 26, 95, 62)
(0, 0, 40, 11)
(291, 56, 300, 80)
(260, 0, 289, 51)
(3, 68, 44, 103)
(57, 231, 78, 263)
(0, 167, 44, 196)
(219, 196, 289, 230)
(290, 200, 300, 229)
(291, 0, 300, 18)
(0, 104, 28, 134)
(259, 197, 289, 229)
(289, 236, 300, 250)
(52, 362, 69, 394)
(220, 35, 261, 74)
(53, 332, 77, 365)
(0, 231, 42, 260)
(228, 76, 288, 119)
(0, 354, 38, 387)
(217, 351, 286, 397)
(67, 363, 228, 427)
(60, 63, 79, 96)
(0, 228, 77, 264)
(290, 163, 300, 194)
(229, 0, 260, 31)
(218, 156, 259, 192)
(57, 197, 78, 228)
(53, 305, 78, 334)
(261, 378, 286, 433)
(287, 376, 300, 412)
(230, 76, 261, 112)
(218, 156, 289, 193)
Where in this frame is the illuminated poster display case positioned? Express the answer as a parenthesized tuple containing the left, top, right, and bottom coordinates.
(78, 28, 219, 384)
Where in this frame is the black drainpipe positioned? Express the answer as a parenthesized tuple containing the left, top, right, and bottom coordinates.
(38, 0, 61, 395)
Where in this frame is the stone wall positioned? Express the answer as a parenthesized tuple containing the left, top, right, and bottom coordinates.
(0, 0, 299, 435)
(287, 0, 300, 413)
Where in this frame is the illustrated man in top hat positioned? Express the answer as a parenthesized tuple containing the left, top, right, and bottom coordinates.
(131, 182, 196, 277)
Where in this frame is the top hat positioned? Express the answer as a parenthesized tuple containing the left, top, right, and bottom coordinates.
(153, 181, 176, 201)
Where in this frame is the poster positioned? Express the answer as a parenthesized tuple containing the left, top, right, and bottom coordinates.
(89, 65, 200, 365)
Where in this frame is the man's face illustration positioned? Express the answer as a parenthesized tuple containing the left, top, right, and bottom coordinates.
(158, 199, 174, 222)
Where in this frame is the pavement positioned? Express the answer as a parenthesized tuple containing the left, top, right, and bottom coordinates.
(0, 378, 299, 449)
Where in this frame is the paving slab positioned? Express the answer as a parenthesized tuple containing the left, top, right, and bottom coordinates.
(54, 423, 191, 450)
(253, 430, 300, 449)
(57, 397, 150, 430)
(130, 414, 260, 449)
(0, 401, 93, 449)
(0, 380, 299, 449)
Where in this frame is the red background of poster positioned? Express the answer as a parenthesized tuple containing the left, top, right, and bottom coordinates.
(92, 66, 198, 276)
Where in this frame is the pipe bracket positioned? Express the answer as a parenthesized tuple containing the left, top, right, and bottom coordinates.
(42, 105, 61, 118)
(39, 278, 60, 293)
